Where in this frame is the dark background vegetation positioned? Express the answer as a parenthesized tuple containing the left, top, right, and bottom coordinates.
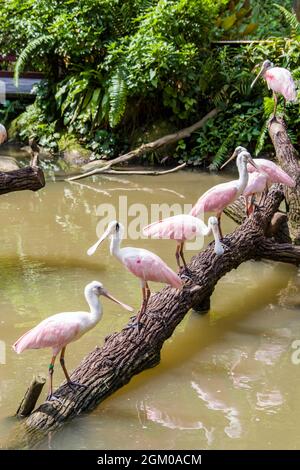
(0, 0, 299, 168)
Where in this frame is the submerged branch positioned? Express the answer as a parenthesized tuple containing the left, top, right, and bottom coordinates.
(67, 109, 219, 182)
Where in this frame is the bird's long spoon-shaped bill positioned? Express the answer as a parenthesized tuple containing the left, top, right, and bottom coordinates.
(250, 64, 264, 89)
(220, 152, 259, 171)
(87, 227, 111, 256)
(103, 290, 133, 312)
(220, 149, 238, 169)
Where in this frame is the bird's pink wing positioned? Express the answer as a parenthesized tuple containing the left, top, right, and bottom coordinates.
(250, 159, 296, 187)
(13, 314, 82, 354)
(190, 182, 238, 216)
(123, 249, 182, 288)
(144, 215, 198, 241)
(243, 172, 267, 196)
(266, 68, 297, 101)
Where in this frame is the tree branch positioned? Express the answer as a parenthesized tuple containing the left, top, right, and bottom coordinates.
(0, 166, 45, 195)
(67, 109, 219, 181)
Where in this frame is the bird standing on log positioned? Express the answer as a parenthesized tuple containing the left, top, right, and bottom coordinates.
(143, 215, 224, 273)
(227, 146, 296, 189)
(87, 221, 182, 331)
(13, 281, 133, 400)
(190, 151, 259, 238)
(0, 123, 7, 144)
(251, 60, 297, 117)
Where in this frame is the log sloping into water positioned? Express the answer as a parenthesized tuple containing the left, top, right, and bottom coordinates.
(5, 118, 300, 450)
(0, 166, 45, 195)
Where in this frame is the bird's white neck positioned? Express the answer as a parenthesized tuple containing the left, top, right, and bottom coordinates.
(85, 290, 103, 323)
(110, 227, 124, 260)
(236, 157, 249, 196)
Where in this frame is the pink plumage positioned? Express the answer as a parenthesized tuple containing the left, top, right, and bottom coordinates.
(243, 171, 268, 197)
(247, 159, 296, 187)
(144, 214, 206, 242)
(190, 182, 238, 218)
(13, 313, 82, 355)
(265, 68, 297, 102)
(122, 247, 182, 289)
(87, 221, 182, 330)
(0, 124, 7, 145)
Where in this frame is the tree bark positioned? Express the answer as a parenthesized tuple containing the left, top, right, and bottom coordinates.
(268, 118, 300, 244)
(0, 166, 45, 195)
(16, 375, 46, 418)
(67, 109, 219, 181)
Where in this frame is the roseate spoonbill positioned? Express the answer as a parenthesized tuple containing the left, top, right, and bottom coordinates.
(13, 281, 132, 400)
(190, 151, 258, 237)
(251, 60, 297, 116)
(143, 215, 224, 272)
(227, 146, 296, 189)
(243, 171, 268, 215)
(0, 124, 7, 144)
(87, 221, 182, 331)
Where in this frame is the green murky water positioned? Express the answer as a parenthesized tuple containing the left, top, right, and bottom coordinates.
(0, 149, 299, 449)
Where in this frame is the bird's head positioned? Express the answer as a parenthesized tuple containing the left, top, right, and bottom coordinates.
(220, 146, 248, 169)
(87, 220, 123, 256)
(85, 280, 133, 312)
(221, 147, 259, 172)
(251, 59, 274, 89)
(237, 151, 259, 171)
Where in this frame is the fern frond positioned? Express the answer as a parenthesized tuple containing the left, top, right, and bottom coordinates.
(14, 36, 51, 87)
(108, 71, 127, 128)
(274, 4, 300, 35)
(254, 120, 268, 156)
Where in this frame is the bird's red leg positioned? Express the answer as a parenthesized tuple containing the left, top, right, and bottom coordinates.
(47, 355, 56, 400)
(244, 196, 249, 217)
(248, 194, 255, 215)
(217, 213, 223, 239)
(60, 347, 87, 391)
(179, 242, 188, 270)
(175, 243, 182, 272)
(134, 287, 148, 332)
(272, 92, 278, 119)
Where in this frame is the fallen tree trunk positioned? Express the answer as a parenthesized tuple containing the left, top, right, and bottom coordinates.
(69, 162, 186, 178)
(0, 166, 45, 195)
(67, 109, 219, 181)
(5, 184, 300, 450)
(4, 117, 299, 450)
(224, 118, 298, 244)
(268, 118, 300, 244)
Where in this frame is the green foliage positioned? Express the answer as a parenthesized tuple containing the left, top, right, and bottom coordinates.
(1, 0, 299, 164)
(189, 37, 300, 168)
(108, 72, 128, 128)
(216, 0, 292, 39)
(14, 36, 51, 87)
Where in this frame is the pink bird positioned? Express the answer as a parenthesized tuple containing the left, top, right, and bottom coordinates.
(243, 171, 268, 215)
(143, 215, 224, 272)
(251, 60, 297, 116)
(0, 124, 7, 145)
(87, 221, 182, 331)
(190, 151, 259, 237)
(229, 146, 296, 189)
(13, 281, 133, 400)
